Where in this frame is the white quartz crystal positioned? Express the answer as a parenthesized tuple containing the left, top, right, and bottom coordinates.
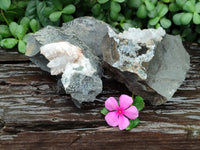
(107, 27, 166, 80)
(40, 41, 95, 76)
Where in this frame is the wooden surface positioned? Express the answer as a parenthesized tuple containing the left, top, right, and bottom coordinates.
(0, 43, 200, 150)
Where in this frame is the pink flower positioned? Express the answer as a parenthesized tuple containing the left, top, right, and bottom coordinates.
(105, 94, 139, 130)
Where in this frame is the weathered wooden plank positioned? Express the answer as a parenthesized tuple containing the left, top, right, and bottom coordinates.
(0, 48, 29, 62)
(0, 43, 200, 149)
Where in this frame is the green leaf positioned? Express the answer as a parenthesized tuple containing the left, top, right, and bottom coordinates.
(133, 96, 145, 111)
(145, 0, 155, 11)
(0, 25, 11, 38)
(127, 0, 142, 8)
(183, 1, 195, 13)
(91, 4, 101, 16)
(62, 14, 74, 22)
(43, 6, 57, 17)
(169, 3, 180, 12)
(148, 17, 160, 26)
(9, 22, 18, 38)
(101, 107, 109, 115)
(160, 17, 171, 29)
(180, 13, 193, 25)
(30, 19, 41, 33)
(1, 38, 18, 49)
(9, 22, 27, 40)
(176, 0, 187, 8)
(110, 10, 119, 21)
(111, 1, 121, 13)
(25, 0, 37, 19)
(118, 14, 125, 21)
(136, 4, 147, 19)
(148, 9, 157, 18)
(17, 25, 27, 40)
(196, 2, 200, 13)
(151, 0, 157, 5)
(51, 0, 63, 11)
(173, 13, 184, 25)
(162, 0, 170, 3)
(113, 0, 125, 3)
(49, 11, 62, 22)
(62, 4, 76, 14)
(193, 12, 200, 24)
(97, 0, 109, 4)
(18, 40, 26, 53)
(126, 118, 140, 130)
(155, 23, 161, 29)
(158, 5, 168, 17)
(0, 0, 11, 10)
(20, 17, 30, 31)
(36, 0, 59, 27)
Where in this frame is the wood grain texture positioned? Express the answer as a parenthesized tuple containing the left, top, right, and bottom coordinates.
(0, 43, 200, 150)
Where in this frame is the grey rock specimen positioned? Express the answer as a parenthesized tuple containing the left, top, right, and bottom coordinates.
(101, 27, 190, 105)
(61, 16, 117, 57)
(26, 16, 190, 107)
(26, 25, 102, 107)
(146, 34, 190, 99)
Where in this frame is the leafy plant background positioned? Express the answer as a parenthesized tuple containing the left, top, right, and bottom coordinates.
(0, 0, 200, 53)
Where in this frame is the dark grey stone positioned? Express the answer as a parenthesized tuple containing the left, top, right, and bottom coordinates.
(61, 16, 117, 57)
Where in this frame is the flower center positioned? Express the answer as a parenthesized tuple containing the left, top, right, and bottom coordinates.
(117, 108, 124, 115)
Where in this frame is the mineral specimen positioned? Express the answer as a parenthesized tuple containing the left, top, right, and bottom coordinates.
(101, 27, 190, 105)
(61, 16, 117, 57)
(26, 16, 190, 107)
(26, 26, 102, 107)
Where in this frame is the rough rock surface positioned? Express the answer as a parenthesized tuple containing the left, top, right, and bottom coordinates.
(26, 26, 102, 107)
(146, 34, 190, 99)
(61, 16, 116, 57)
(101, 27, 190, 105)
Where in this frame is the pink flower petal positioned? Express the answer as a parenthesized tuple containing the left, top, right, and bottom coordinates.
(118, 114, 130, 130)
(124, 106, 139, 120)
(119, 94, 133, 110)
(105, 97, 119, 111)
(105, 111, 119, 127)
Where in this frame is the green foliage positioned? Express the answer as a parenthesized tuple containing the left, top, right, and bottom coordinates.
(30, 19, 41, 33)
(126, 118, 140, 130)
(132, 96, 145, 111)
(0, 25, 11, 38)
(0, 0, 11, 10)
(101, 107, 109, 115)
(1, 0, 200, 53)
(1, 38, 18, 49)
